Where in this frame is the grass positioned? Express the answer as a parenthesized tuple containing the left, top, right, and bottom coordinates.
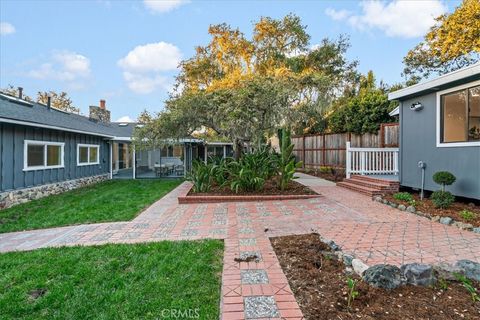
(0, 179, 182, 233)
(0, 240, 224, 319)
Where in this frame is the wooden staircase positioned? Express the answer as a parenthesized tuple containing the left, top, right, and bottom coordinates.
(337, 175, 399, 197)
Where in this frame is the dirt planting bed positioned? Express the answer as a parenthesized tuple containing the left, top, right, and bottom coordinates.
(271, 234, 480, 320)
(384, 193, 480, 228)
(187, 179, 317, 196)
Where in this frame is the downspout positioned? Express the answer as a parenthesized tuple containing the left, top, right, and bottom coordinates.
(109, 141, 113, 179)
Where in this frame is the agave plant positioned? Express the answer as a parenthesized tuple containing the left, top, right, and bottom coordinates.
(277, 128, 302, 190)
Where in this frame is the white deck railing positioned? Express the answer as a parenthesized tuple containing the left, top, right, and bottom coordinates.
(346, 142, 399, 178)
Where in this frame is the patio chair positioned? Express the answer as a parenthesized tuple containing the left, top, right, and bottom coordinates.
(175, 165, 184, 176)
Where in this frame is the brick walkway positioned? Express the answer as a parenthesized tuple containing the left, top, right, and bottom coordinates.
(1, 173, 479, 319)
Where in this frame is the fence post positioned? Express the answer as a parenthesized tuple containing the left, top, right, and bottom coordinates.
(346, 141, 351, 179)
(302, 136, 306, 169)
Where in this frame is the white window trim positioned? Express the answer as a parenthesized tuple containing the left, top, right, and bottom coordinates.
(23, 140, 65, 171)
(436, 79, 480, 148)
(77, 143, 100, 166)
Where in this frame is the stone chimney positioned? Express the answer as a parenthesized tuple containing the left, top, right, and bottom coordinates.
(89, 99, 111, 123)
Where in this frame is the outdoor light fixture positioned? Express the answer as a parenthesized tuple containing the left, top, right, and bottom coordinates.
(410, 102, 423, 111)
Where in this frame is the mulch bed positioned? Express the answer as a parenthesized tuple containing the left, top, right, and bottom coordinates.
(384, 193, 480, 228)
(271, 234, 480, 320)
(301, 168, 346, 182)
(188, 179, 317, 196)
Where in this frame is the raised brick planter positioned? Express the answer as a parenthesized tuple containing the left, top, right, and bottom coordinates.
(178, 184, 321, 203)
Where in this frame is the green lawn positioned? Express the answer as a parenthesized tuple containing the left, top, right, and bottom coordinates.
(0, 179, 182, 233)
(0, 240, 223, 320)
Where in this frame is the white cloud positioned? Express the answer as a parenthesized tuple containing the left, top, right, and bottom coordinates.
(122, 72, 171, 94)
(118, 42, 181, 72)
(143, 0, 188, 13)
(118, 42, 181, 94)
(27, 51, 91, 83)
(116, 115, 135, 122)
(0, 22, 15, 36)
(325, 8, 351, 21)
(325, 0, 447, 38)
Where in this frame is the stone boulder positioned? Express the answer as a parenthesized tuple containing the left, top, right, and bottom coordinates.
(401, 263, 436, 286)
(455, 260, 480, 281)
(363, 264, 404, 289)
(352, 259, 369, 276)
(439, 217, 453, 225)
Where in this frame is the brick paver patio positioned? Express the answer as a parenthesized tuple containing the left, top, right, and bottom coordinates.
(1, 173, 479, 319)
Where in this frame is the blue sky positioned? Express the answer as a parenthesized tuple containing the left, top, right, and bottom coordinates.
(0, 0, 459, 122)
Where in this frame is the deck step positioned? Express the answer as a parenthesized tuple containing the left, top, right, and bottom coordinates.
(337, 175, 399, 197)
(350, 175, 399, 187)
(336, 181, 384, 197)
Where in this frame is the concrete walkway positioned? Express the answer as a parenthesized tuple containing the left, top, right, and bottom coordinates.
(1, 173, 479, 319)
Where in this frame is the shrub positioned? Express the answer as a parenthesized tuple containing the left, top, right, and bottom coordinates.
(319, 166, 333, 174)
(229, 151, 276, 193)
(393, 192, 414, 202)
(188, 161, 216, 193)
(277, 129, 302, 190)
(433, 171, 456, 191)
(459, 209, 477, 221)
(431, 190, 455, 209)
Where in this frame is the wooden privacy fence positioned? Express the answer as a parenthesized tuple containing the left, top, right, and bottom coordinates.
(292, 123, 399, 169)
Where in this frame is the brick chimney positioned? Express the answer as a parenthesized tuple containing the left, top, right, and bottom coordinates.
(89, 99, 111, 123)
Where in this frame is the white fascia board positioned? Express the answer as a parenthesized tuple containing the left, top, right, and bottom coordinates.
(388, 63, 480, 101)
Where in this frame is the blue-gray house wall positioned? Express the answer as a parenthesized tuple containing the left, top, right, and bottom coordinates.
(399, 93, 480, 200)
(0, 122, 110, 192)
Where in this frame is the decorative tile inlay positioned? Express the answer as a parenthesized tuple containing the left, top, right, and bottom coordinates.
(121, 232, 141, 240)
(304, 210, 318, 215)
(241, 270, 269, 284)
(213, 219, 227, 226)
(105, 224, 125, 231)
(209, 228, 227, 236)
(132, 223, 150, 229)
(239, 251, 262, 262)
(57, 234, 83, 244)
(239, 227, 255, 234)
(91, 233, 113, 241)
(160, 221, 176, 228)
(181, 229, 198, 237)
(316, 204, 336, 213)
(260, 211, 272, 217)
(75, 225, 99, 232)
(240, 218, 252, 225)
(152, 230, 170, 238)
(187, 221, 201, 228)
(191, 214, 204, 220)
(244, 296, 279, 319)
(239, 238, 256, 246)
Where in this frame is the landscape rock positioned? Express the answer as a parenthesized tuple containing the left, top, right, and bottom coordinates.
(439, 217, 453, 225)
(455, 260, 480, 281)
(452, 221, 474, 230)
(389, 202, 398, 208)
(406, 206, 416, 213)
(363, 264, 404, 290)
(473, 227, 480, 234)
(374, 196, 382, 202)
(352, 259, 369, 276)
(397, 204, 406, 211)
(432, 215, 440, 222)
(468, 202, 476, 208)
(342, 254, 354, 266)
(434, 263, 463, 281)
(401, 263, 436, 286)
(327, 240, 340, 251)
(382, 199, 389, 204)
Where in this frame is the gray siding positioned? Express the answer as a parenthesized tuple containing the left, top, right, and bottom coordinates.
(399, 93, 480, 199)
(0, 123, 110, 192)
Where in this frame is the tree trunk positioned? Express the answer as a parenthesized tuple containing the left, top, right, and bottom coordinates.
(234, 139, 243, 160)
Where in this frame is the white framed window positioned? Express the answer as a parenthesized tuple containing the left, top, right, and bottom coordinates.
(77, 144, 100, 166)
(23, 140, 65, 171)
(436, 80, 480, 147)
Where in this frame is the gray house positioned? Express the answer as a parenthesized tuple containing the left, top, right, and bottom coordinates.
(0, 93, 232, 208)
(388, 63, 480, 200)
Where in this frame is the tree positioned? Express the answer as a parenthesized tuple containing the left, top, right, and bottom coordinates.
(403, 0, 480, 80)
(134, 14, 358, 158)
(0, 85, 33, 101)
(37, 91, 80, 114)
(327, 71, 397, 134)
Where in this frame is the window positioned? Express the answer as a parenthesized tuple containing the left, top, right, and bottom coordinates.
(24, 140, 64, 170)
(161, 145, 174, 157)
(77, 144, 100, 165)
(437, 81, 480, 147)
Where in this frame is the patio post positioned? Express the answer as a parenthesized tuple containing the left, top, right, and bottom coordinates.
(132, 145, 136, 179)
(346, 141, 351, 179)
